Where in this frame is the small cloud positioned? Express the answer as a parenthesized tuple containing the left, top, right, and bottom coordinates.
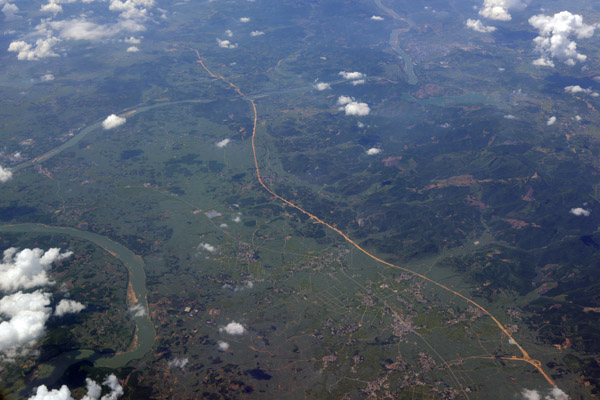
(126, 46, 139, 52)
(219, 223, 228, 228)
(2, 3, 20, 20)
(529, 11, 595, 67)
(479, 0, 528, 21)
(0, 165, 13, 183)
(28, 374, 123, 400)
(40, 2, 62, 14)
(564, 85, 593, 95)
(240, 17, 250, 22)
(41, 74, 54, 81)
(314, 82, 330, 91)
(102, 114, 126, 130)
(337, 95, 354, 105)
(520, 387, 569, 400)
(8, 37, 59, 61)
(370, 15, 384, 21)
(225, 29, 233, 37)
(504, 114, 517, 119)
(339, 71, 365, 80)
(350, 79, 365, 85)
(465, 18, 496, 33)
(217, 38, 238, 49)
(217, 340, 230, 351)
(546, 116, 556, 126)
(222, 281, 254, 292)
(250, 30, 264, 37)
(124, 36, 141, 44)
(357, 121, 365, 128)
(0, 290, 52, 358)
(343, 102, 370, 116)
(198, 243, 216, 253)
(216, 138, 231, 148)
(232, 215, 241, 223)
(168, 357, 189, 369)
(219, 321, 246, 335)
(532, 57, 555, 67)
(0, 247, 72, 292)
(129, 303, 146, 317)
(440, 122, 450, 128)
(366, 148, 381, 155)
(55, 299, 85, 316)
(570, 207, 590, 217)
(574, 115, 582, 121)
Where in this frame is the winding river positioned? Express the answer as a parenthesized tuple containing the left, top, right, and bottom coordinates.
(0, 223, 154, 369)
(374, 0, 418, 85)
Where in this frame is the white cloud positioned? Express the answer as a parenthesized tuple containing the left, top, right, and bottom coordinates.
(574, 115, 582, 121)
(167, 357, 188, 369)
(344, 102, 370, 116)
(223, 281, 254, 292)
(520, 387, 569, 400)
(34, 374, 122, 400)
(466, 18, 496, 33)
(546, 116, 556, 126)
(0, 165, 12, 183)
(337, 96, 370, 116)
(232, 215, 241, 223)
(217, 340, 229, 351)
(8, 37, 60, 61)
(0, 247, 72, 292)
(522, 390, 541, 400)
(40, 3, 62, 14)
(250, 30, 264, 36)
(479, 0, 528, 21)
(532, 57, 555, 67)
(366, 148, 381, 155)
(219, 321, 246, 335)
(126, 45, 139, 52)
(198, 243, 216, 253)
(216, 138, 231, 148)
(28, 385, 74, 400)
(546, 388, 569, 400)
(81, 378, 101, 400)
(225, 29, 233, 37)
(47, 19, 126, 41)
(216, 38, 237, 49)
(529, 11, 595, 67)
(100, 374, 124, 400)
(0, 290, 52, 358)
(2, 3, 19, 20)
(564, 85, 593, 95)
(41, 74, 55, 82)
(128, 303, 146, 317)
(240, 17, 250, 23)
(102, 114, 126, 130)
(314, 82, 330, 91)
(570, 207, 590, 217)
(370, 15, 384, 21)
(350, 79, 365, 85)
(339, 71, 365, 80)
(124, 36, 141, 44)
(504, 114, 517, 119)
(54, 299, 85, 316)
(337, 95, 353, 105)
(9, 0, 156, 60)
